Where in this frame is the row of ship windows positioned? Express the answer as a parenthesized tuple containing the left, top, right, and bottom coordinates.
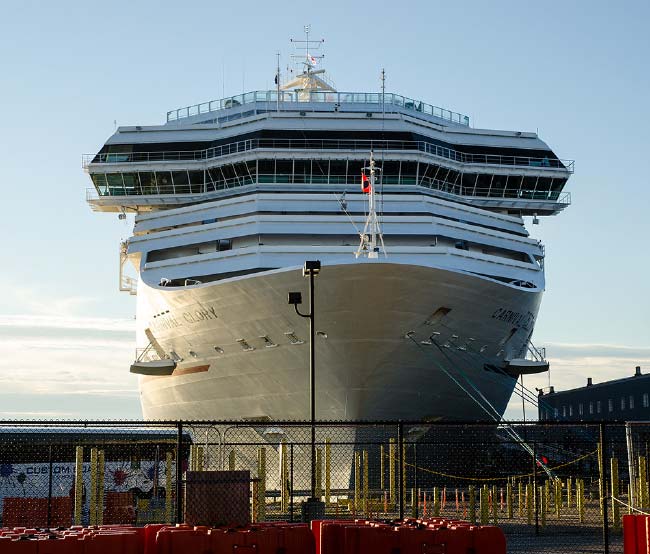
(91, 159, 566, 200)
(540, 394, 650, 419)
(145, 234, 532, 265)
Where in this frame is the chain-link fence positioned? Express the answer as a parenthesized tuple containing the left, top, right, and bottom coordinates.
(0, 420, 642, 552)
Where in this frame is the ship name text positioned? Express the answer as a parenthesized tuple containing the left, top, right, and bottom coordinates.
(491, 307, 534, 330)
(151, 306, 218, 331)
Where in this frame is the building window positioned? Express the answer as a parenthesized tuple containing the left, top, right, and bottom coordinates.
(644, 393, 649, 408)
(578, 403, 583, 415)
(554, 408, 559, 418)
(597, 400, 602, 413)
(569, 405, 573, 416)
(608, 399, 613, 412)
(630, 395, 635, 409)
(589, 402, 594, 414)
(562, 406, 567, 417)
(621, 397, 626, 410)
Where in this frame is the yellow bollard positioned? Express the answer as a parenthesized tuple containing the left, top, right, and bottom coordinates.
(402, 444, 407, 506)
(363, 451, 369, 514)
(165, 452, 173, 524)
(555, 478, 561, 518)
(469, 486, 476, 524)
(228, 449, 236, 471)
(544, 480, 550, 518)
(380, 445, 385, 492)
(354, 452, 361, 513)
(316, 448, 323, 500)
(411, 488, 417, 518)
(97, 450, 105, 525)
(611, 458, 620, 530)
(598, 442, 604, 516)
(74, 446, 83, 525)
(280, 441, 289, 512)
(526, 483, 532, 525)
(567, 477, 572, 509)
(389, 438, 396, 505)
(325, 439, 331, 505)
(628, 482, 633, 515)
(433, 486, 440, 516)
(518, 482, 523, 517)
(197, 446, 204, 471)
(578, 479, 585, 523)
(639, 457, 648, 510)
(89, 448, 98, 526)
(257, 447, 266, 521)
(479, 485, 489, 525)
(506, 482, 513, 519)
(539, 486, 546, 527)
(491, 485, 498, 524)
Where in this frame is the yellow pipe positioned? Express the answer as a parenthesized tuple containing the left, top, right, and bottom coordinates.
(363, 451, 369, 515)
(389, 438, 396, 504)
(97, 450, 105, 525)
(89, 448, 98, 526)
(74, 446, 83, 525)
(325, 439, 331, 505)
(257, 447, 266, 521)
(611, 457, 620, 530)
(316, 448, 323, 500)
(165, 452, 173, 524)
(469, 485, 476, 525)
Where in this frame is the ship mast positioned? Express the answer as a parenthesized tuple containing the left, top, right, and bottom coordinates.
(356, 151, 387, 259)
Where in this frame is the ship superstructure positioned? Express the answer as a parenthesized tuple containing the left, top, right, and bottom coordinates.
(85, 44, 572, 424)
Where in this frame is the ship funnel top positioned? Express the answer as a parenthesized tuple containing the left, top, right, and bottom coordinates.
(282, 25, 336, 95)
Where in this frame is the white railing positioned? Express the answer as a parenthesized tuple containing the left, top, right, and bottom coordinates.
(165, 90, 471, 126)
(83, 138, 574, 173)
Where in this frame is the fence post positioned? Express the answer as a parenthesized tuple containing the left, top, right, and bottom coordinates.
(600, 423, 610, 554)
(176, 422, 183, 525)
(398, 422, 404, 520)
(166, 451, 173, 524)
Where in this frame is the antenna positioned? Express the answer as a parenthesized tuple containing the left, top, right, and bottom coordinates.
(275, 51, 281, 112)
(381, 68, 386, 133)
(290, 24, 325, 75)
(356, 151, 387, 259)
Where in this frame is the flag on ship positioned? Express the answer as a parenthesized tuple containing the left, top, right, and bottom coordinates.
(361, 172, 371, 193)
(308, 54, 318, 66)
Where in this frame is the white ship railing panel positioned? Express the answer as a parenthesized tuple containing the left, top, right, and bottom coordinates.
(165, 90, 471, 126)
(83, 138, 574, 173)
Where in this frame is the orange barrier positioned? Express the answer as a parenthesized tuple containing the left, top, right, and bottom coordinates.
(313, 518, 505, 554)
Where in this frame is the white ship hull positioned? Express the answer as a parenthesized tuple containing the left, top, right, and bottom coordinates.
(136, 263, 541, 422)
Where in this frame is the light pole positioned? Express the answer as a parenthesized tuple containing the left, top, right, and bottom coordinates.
(288, 260, 323, 519)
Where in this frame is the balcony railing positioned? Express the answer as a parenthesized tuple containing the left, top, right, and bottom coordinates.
(166, 90, 470, 126)
(84, 138, 574, 173)
(86, 172, 572, 205)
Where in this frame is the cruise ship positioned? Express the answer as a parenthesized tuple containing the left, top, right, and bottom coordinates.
(84, 44, 573, 426)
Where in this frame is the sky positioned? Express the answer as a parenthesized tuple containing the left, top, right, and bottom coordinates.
(0, 0, 648, 420)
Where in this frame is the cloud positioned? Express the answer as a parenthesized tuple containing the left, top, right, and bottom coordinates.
(0, 314, 135, 332)
(0, 311, 140, 418)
